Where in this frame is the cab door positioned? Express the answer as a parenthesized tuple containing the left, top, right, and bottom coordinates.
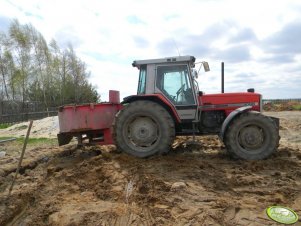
(155, 64, 198, 120)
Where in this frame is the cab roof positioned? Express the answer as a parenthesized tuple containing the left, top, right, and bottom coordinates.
(132, 55, 196, 67)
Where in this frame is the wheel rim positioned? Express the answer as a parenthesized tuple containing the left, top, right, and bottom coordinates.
(237, 125, 265, 151)
(124, 116, 159, 152)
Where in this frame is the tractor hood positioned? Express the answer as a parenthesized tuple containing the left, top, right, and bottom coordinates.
(199, 92, 262, 114)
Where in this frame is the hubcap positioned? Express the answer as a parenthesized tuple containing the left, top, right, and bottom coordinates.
(128, 117, 159, 148)
(238, 126, 264, 150)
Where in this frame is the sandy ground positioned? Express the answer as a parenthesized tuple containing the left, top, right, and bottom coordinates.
(0, 111, 300, 226)
(0, 116, 59, 138)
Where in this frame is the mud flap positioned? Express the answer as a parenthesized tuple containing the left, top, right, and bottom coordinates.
(269, 116, 279, 129)
(57, 133, 73, 146)
(269, 116, 280, 146)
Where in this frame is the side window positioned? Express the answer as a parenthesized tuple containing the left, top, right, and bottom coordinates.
(156, 65, 195, 105)
(137, 65, 146, 94)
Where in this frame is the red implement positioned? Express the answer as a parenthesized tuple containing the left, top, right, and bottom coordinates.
(57, 90, 122, 146)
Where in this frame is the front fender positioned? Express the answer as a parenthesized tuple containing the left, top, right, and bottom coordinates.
(219, 106, 252, 142)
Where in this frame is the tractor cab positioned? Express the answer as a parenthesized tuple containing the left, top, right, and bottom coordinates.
(132, 56, 209, 121)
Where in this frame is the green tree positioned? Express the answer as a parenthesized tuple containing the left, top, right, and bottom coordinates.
(0, 33, 10, 100)
(8, 19, 32, 103)
(1, 18, 100, 108)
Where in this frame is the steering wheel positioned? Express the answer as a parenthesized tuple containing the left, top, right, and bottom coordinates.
(176, 84, 185, 96)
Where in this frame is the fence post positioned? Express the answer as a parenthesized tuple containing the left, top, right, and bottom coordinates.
(0, 101, 2, 124)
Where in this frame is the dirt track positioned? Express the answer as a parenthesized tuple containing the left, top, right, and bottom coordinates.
(0, 111, 301, 225)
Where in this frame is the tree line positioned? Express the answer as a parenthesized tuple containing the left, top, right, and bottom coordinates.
(0, 19, 100, 109)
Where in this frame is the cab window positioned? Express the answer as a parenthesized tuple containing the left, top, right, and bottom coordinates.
(156, 65, 195, 105)
(137, 65, 146, 94)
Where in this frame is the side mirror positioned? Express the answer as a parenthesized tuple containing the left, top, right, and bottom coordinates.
(202, 61, 210, 72)
(197, 61, 210, 74)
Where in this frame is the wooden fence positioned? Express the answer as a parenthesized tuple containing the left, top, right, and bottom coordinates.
(0, 98, 300, 125)
(0, 111, 58, 124)
(263, 98, 301, 104)
(0, 101, 58, 124)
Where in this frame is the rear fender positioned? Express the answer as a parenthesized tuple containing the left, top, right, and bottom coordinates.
(122, 95, 181, 123)
(219, 106, 252, 141)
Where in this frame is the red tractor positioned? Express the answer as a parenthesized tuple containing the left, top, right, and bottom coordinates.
(58, 56, 279, 160)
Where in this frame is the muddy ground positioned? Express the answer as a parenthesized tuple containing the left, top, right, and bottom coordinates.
(0, 111, 301, 226)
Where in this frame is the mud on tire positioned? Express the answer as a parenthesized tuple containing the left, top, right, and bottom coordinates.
(225, 111, 279, 160)
(113, 101, 175, 158)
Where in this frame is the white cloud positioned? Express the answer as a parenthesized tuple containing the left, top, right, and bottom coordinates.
(1, 0, 301, 99)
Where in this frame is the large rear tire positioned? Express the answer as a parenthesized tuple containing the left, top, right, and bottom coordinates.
(113, 101, 175, 158)
(224, 111, 279, 160)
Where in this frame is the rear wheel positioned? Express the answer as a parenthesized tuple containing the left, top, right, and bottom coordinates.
(113, 101, 175, 158)
(225, 111, 279, 160)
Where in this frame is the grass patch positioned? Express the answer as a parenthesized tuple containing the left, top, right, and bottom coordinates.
(0, 137, 57, 145)
(15, 125, 28, 130)
(0, 123, 12, 129)
(292, 104, 301, 110)
(26, 137, 57, 145)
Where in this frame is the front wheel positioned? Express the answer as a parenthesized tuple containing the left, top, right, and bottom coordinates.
(224, 111, 279, 160)
(113, 101, 175, 158)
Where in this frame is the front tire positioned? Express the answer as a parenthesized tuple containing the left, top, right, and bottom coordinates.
(225, 111, 279, 160)
(113, 101, 175, 158)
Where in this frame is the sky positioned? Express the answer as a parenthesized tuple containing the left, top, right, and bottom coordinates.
(0, 0, 301, 100)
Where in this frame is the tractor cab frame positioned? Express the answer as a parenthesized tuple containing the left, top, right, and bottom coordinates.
(132, 55, 201, 121)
